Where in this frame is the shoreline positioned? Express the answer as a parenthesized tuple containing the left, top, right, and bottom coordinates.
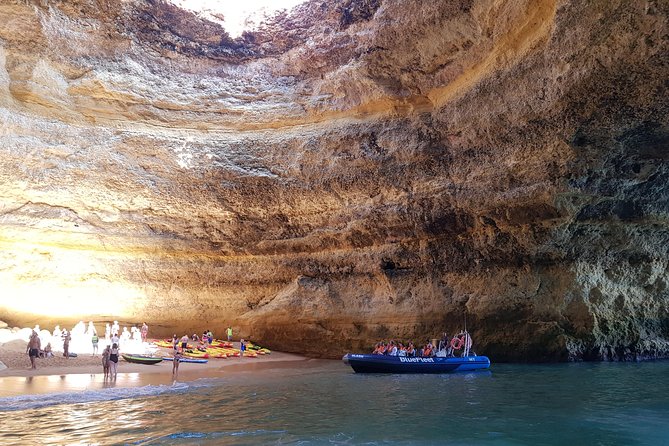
(0, 350, 308, 379)
(0, 355, 324, 398)
(0, 338, 317, 397)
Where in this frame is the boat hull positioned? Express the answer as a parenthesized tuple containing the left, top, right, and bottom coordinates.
(343, 354, 490, 374)
(161, 357, 208, 364)
(121, 354, 162, 365)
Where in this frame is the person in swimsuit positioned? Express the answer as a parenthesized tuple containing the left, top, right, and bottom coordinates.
(42, 342, 53, 358)
(180, 334, 189, 352)
(109, 343, 119, 379)
(102, 345, 111, 379)
(172, 350, 182, 377)
(26, 330, 41, 369)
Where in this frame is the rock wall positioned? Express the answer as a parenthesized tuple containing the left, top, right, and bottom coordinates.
(0, 0, 667, 360)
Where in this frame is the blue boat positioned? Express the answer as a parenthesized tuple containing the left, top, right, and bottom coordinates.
(161, 357, 208, 364)
(342, 354, 490, 374)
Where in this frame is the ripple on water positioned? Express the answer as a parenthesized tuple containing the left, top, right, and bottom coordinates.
(0, 361, 668, 445)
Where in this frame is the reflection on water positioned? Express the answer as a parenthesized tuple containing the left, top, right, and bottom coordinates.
(1, 361, 668, 445)
(0, 371, 181, 397)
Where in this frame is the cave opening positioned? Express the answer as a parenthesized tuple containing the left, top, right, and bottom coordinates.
(166, 0, 307, 38)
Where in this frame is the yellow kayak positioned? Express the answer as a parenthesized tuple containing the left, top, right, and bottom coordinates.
(246, 342, 271, 354)
(183, 349, 209, 359)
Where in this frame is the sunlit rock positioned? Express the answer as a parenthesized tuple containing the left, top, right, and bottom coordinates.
(0, 0, 667, 361)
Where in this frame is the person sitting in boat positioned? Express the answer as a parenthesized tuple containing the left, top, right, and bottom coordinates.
(406, 342, 416, 357)
(387, 341, 398, 356)
(191, 333, 200, 342)
(439, 333, 451, 354)
(372, 342, 384, 355)
(422, 341, 434, 357)
(397, 343, 407, 357)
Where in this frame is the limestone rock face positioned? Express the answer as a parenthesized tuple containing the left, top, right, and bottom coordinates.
(0, 0, 667, 361)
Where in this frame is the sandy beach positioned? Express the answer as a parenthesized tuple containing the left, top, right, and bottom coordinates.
(0, 337, 310, 397)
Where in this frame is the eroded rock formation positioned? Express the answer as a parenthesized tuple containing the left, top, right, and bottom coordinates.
(0, 0, 667, 361)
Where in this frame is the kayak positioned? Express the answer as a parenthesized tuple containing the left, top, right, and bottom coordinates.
(161, 357, 208, 364)
(246, 342, 271, 354)
(183, 350, 209, 359)
(343, 354, 491, 374)
(122, 354, 162, 365)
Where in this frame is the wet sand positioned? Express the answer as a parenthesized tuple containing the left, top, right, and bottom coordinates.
(0, 339, 310, 397)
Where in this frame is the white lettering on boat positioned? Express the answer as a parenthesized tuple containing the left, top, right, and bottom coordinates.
(399, 357, 435, 363)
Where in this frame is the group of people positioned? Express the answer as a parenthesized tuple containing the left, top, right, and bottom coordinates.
(100, 342, 121, 380)
(372, 340, 424, 357)
(371, 332, 473, 357)
(103, 322, 149, 346)
(24, 321, 150, 371)
(188, 326, 234, 344)
(169, 327, 235, 376)
(25, 326, 71, 369)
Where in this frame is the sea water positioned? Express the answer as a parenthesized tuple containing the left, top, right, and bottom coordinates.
(1, 360, 668, 445)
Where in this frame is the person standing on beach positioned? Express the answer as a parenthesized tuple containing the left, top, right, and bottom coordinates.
(111, 332, 120, 348)
(227, 326, 232, 342)
(102, 345, 111, 379)
(141, 322, 148, 343)
(109, 343, 119, 379)
(240, 339, 246, 357)
(180, 334, 189, 352)
(92, 332, 99, 356)
(62, 330, 71, 359)
(26, 330, 41, 369)
(172, 349, 182, 377)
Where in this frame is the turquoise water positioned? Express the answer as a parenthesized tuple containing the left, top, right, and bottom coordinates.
(1, 360, 669, 445)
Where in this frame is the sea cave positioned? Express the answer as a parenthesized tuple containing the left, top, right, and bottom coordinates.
(0, 0, 668, 362)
